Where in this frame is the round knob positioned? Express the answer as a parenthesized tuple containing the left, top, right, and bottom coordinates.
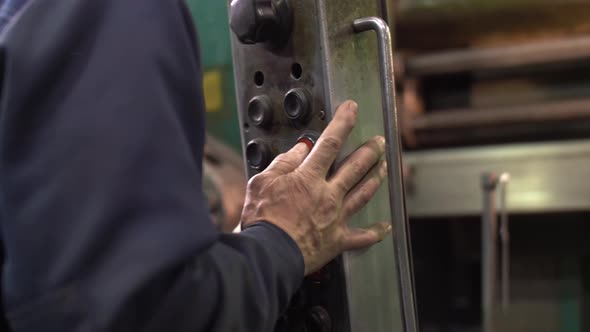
(248, 95, 273, 128)
(284, 88, 311, 123)
(229, 0, 293, 46)
(246, 139, 272, 170)
(305, 306, 332, 332)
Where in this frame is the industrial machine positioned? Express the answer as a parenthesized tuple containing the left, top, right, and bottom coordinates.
(190, 0, 590, 331)
(395, 2, 590, 330)
(227, 0, 417, 331)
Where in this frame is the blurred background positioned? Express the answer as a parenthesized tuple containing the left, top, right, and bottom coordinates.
(187, 1, 590, 331)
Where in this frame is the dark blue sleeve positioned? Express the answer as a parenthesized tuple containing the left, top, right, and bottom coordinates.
(0, 0, 303, 331)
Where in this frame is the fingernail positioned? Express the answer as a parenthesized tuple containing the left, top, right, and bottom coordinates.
(386, 224, 392, 233)
(378, 136, 386, 151)
(380, 161, 388, 177)
(295, 142, 310, 153)
(348, 101, 358, 111)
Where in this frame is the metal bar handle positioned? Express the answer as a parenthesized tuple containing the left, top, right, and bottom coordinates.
(498, 173, 511, 309)
(481, 173, 499, 332)
(353, 17, 418, 332)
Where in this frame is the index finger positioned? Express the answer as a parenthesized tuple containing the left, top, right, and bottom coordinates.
(300, 100, 358, 177)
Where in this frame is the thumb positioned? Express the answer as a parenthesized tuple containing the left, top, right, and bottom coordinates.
(341, 222, 392, 251)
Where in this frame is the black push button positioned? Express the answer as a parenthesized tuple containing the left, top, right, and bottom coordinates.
(248, 95, 273, 128)
(284, 88, 311, 123)
(246, 139, 272, 170)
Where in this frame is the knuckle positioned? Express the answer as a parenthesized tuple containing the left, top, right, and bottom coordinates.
(367, 175, 382, 189)
(247, 173, 267, 192)
(321, 136, 342, 153)
(349, 160, 365, 178)
(346, 186, 372, 213)
(294, 167, 317, 182)
(273, 152, 288, 162)
(358, 187, 372, 206)
(273, 155, 296, 170)
(335, 161, 365, 193)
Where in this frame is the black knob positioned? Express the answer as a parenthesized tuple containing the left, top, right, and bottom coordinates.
(284, 88, 311, 123)
(304, 306, 332, 332)
(246, 139, 272, 170)
(229, 0, 293, 46)
(248, 95, 273, 128)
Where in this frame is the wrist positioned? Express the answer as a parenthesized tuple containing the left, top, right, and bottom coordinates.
(241, 221, 305, 279)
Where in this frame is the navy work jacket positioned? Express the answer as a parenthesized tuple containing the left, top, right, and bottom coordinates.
(0, 0, 303, 331)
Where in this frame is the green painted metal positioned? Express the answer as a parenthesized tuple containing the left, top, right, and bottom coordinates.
(559, 258, 582, 332)
(187, 0, 242, 152)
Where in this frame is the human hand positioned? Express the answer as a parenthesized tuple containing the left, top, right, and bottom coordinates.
(241, 100, 391, 275)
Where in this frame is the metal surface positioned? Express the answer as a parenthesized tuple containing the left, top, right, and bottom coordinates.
(405, 139, 590, 217)
(406, 36, 590, 76)
(480, 172, 512, 332)
(395, 0, 590, 50)
(317, 1, 414, 330)
(353, 17, 417, 332)
(498, 174, 510, 310)
(229, 1, 416, 331)
(411, 98, 590, 130)
(378, 0, 395, 29)
(480, 172, 510, 332)
(481, 173, 499, 332)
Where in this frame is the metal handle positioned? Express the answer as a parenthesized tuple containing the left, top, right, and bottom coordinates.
(481, 173, 500, 332)
(481, 172, 511, 332)
(353, 17, 418, 332)
(498, 173, 511, 309)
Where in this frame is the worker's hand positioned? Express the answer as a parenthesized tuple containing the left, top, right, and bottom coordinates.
(241, 100, 391, 275)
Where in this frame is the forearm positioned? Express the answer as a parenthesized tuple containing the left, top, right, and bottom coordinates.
(140, 223, 303, 332)
(0, 0, 303, 330)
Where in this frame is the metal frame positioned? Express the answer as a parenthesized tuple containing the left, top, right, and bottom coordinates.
(405, 139, 590, 217)
(229, 1, 418, 331)
(353, 17, 417, 331)
(406, 36, 590, 76)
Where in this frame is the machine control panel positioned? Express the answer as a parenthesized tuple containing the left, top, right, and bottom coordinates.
(229, 0, 417, 331)
(229, 1, 348, 331)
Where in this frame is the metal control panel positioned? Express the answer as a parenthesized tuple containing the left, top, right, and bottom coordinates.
(228, 1, 418, 331)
